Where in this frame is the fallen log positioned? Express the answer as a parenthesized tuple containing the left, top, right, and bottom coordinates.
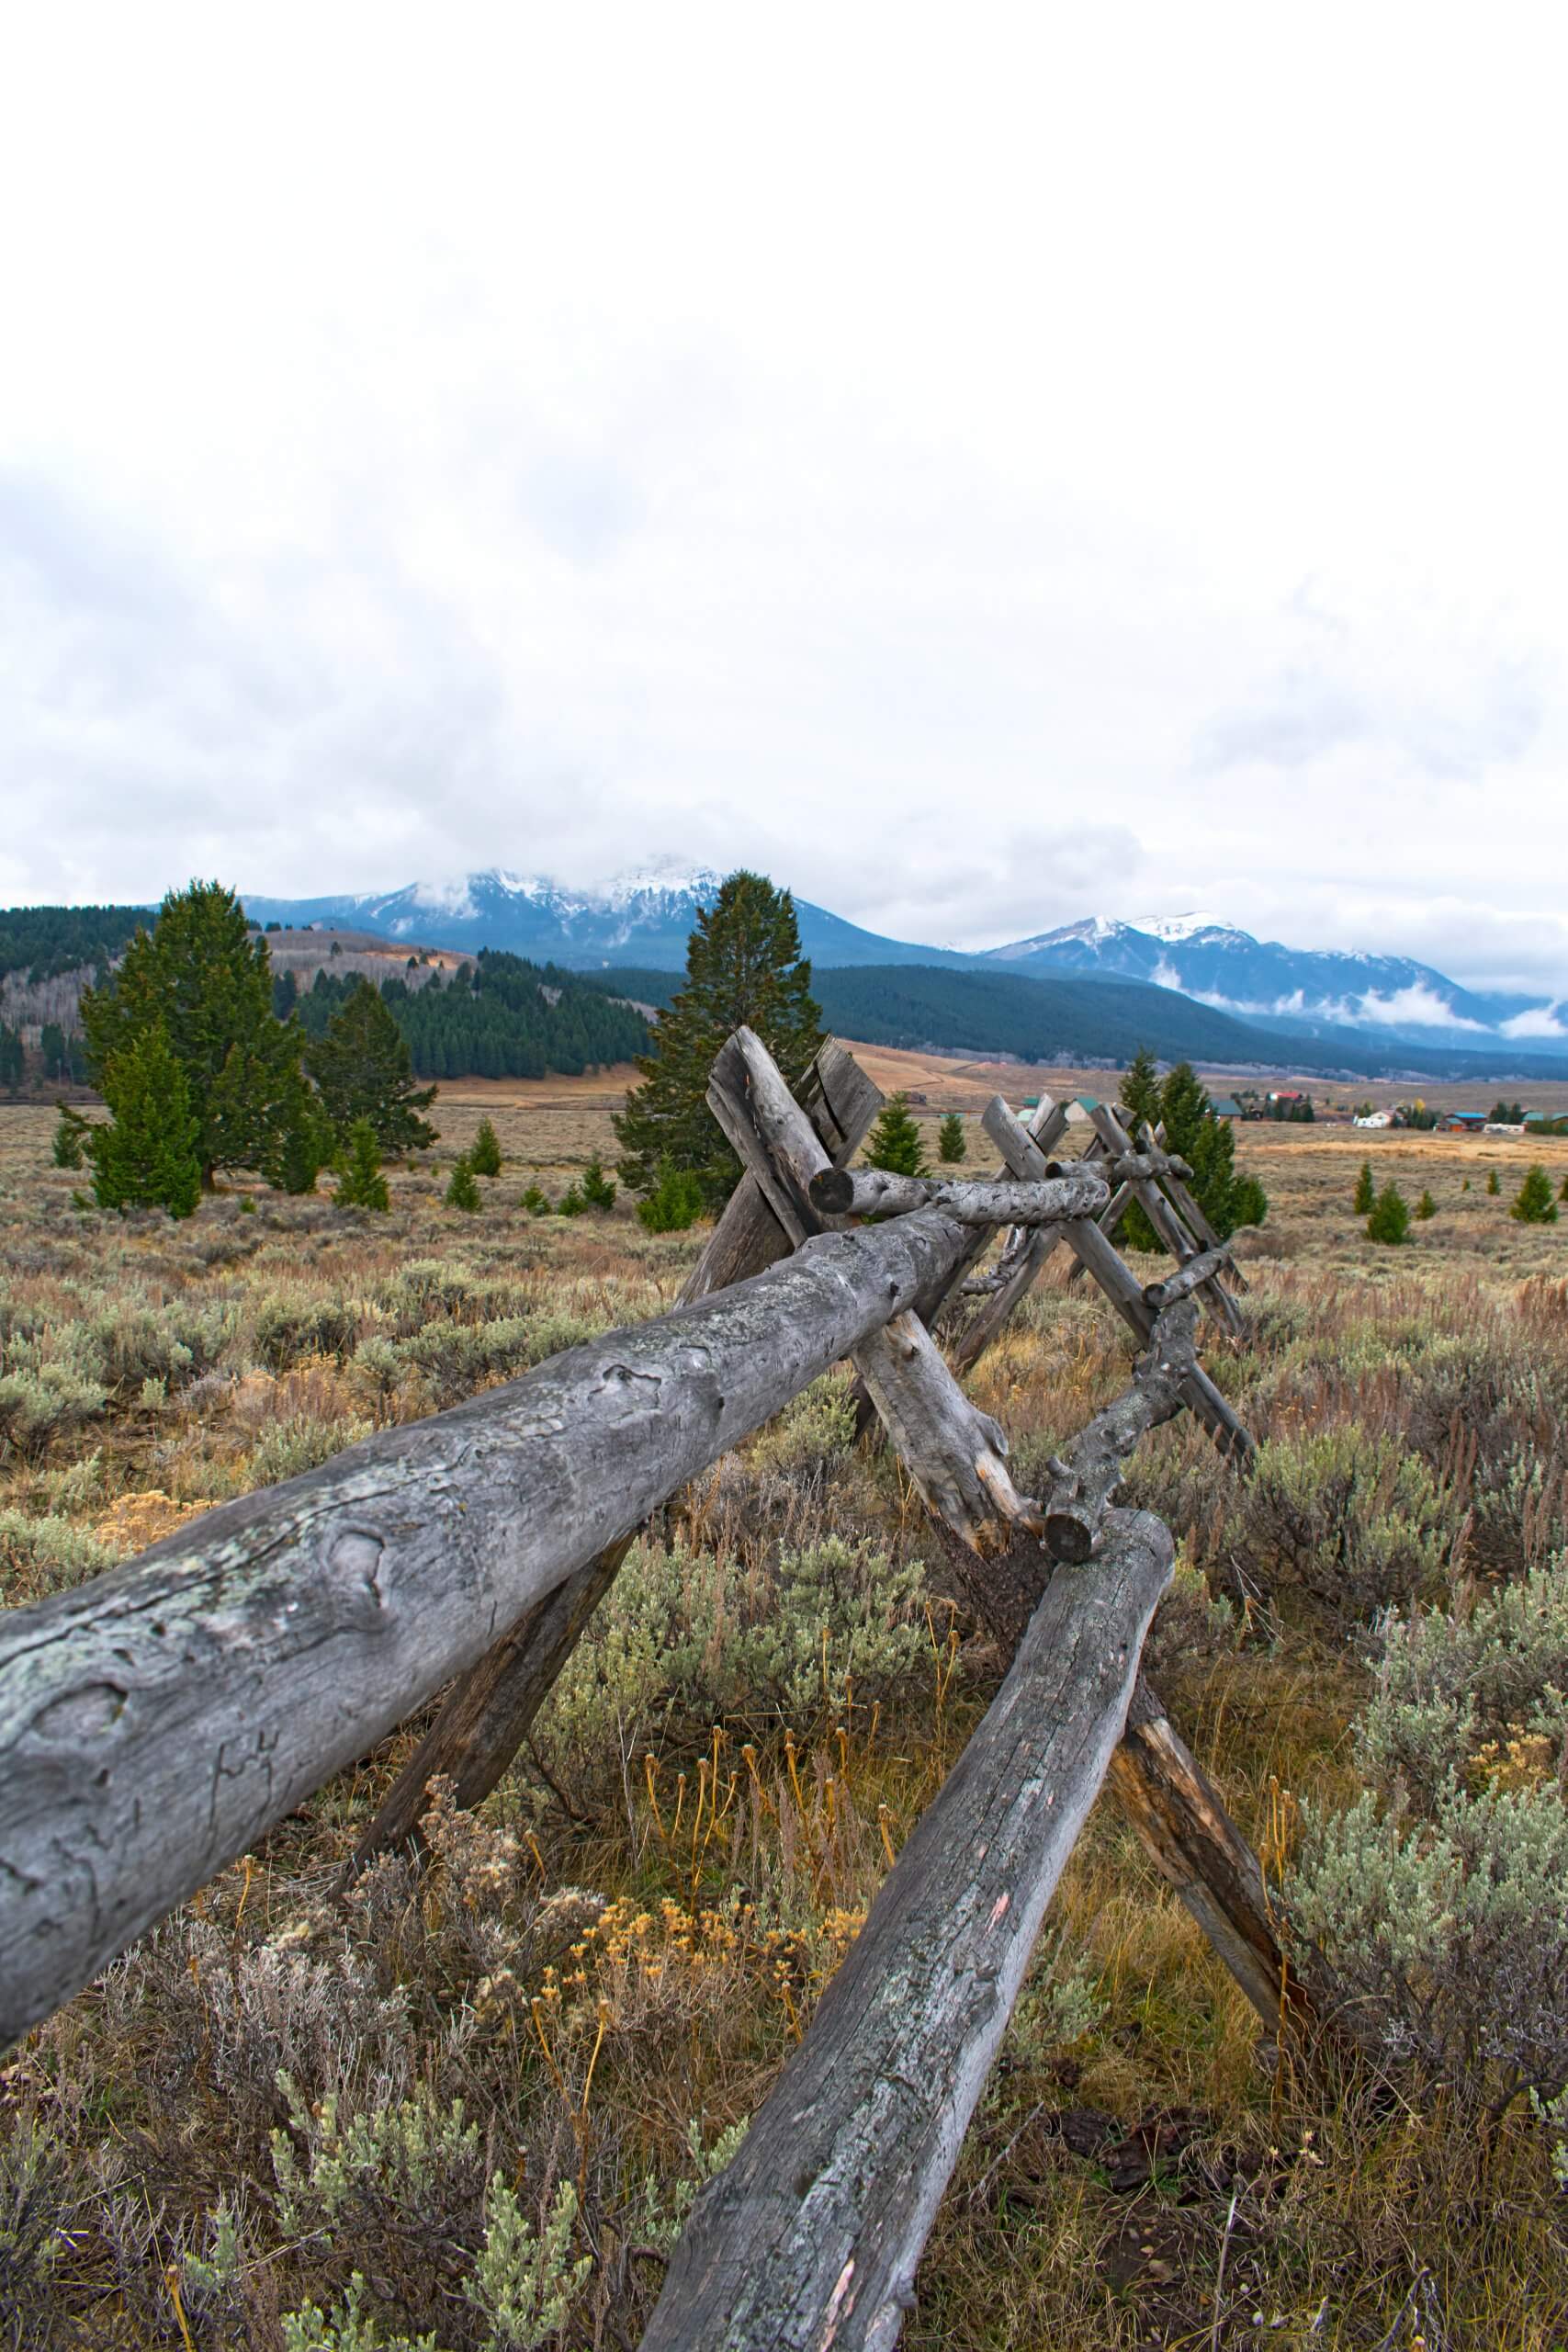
(807, 1167, 1109, 1226)
(349, 1046, 883, 1878)
(707, 1030, 1040, 1547)
(640, 1510, 1174, 2352)
(1040, 1305, 1199, 1562)
(0, 1203, 980, 2050)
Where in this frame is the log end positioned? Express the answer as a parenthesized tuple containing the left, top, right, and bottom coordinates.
(1043, 1510, 1096, 1566)
(809, 1166, 858, 1216)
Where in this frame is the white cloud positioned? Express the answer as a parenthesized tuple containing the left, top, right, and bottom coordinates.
(1, 5, 1567, 995)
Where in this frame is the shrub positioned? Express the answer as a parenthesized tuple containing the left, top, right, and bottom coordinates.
(1416, 1189, 1437, 1220)
(937, 1112, 965, 1165)
(0, 1363, 109, 1455)
(558, 1182, 587, 1216)
(469, 1117, 502, 1178)
(581, 1155, 616, 1209)
(1353, 1160, 1375, 1215)
(1367, 1182, 1410, 1245)
(637, 1159, 705, 1233)
(337, 1120, 390, 1213)
(445, 1157, 481, 1213)
(1243, 1424, 1460, 1616)
(0, 1507, 112, 1602)
(1488, 1169, 1501, 1196)
(1512, 1164, 1559, 1225)
(521, 1184, 554, 1216)
(253, 1289, 362, 1371)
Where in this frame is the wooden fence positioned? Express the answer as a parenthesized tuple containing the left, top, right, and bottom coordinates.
(0, 1032, 1293, 2351)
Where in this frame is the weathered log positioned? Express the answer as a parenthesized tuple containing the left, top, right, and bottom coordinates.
(1084, 1103, 1245, 1340)
(1105, 1149, 1192, 1185)
(1107, 1679, 1303, 2030)
(641, 1510, 1174, 2352)
(807, 1167, 1109, 1227)
(944, 1106, 1105, 1378)
(707, 1030, 1040, 1547)
(1142, 1246, 1235, 1312)
(353, 1047, 885, 1878)
(984, 1098, 1254, 1462)
(344, 1534, 635, 1879)
(678, 1041, 882, 1306)
(1040, 1306, 1198, 1562)
(0, 1203, 979, 2050)
(1134, 1114, 1252, 1297)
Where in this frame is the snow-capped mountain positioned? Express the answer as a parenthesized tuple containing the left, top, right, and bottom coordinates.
(984, 916, 1565, 1053)
(241, 865, 966, 973)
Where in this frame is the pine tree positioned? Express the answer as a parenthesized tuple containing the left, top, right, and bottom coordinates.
(265, 1081, 334, 1194)
(308, 980, 438, 1156)
(88, 1023, 202, 1216)
(0, 1024, 25, 1095)
(80, 882, 304, 1185)
(1416, 1190, 1437, 1220)
(335, 1118, 390, 1211)
(522, 1183, 554, 1216)
(581, 1155, 616, 1208)
(637, 1158, 705, 1232)
(1121, 1047, 1162, 1138)
(864, 1092, 928, 1178)
(51, 1102, 91, 1169)
(1353, 1160, 1375, 1215)
(937, 1112, 965, 1165)
(1487, 1169, 1501, 1196)
(1367, 1181, 1410, 1245)
(470, 1116, 502, 1177)
(558, 1182, 587, 1215)
(1511, 1164, 1559, 1225)
(445, 1155, 481, 1212)
(1123, 1061, 1262, 1245)
(612, 872, 824, 1207)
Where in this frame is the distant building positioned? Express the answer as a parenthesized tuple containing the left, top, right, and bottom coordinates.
(1210, 1095, 1244, 1118)
(1438, 1111, 1488, 1133)
(1353, 1111, 1393, 1128)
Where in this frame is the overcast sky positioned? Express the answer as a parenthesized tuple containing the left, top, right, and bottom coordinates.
(4, 6, 1566, 990)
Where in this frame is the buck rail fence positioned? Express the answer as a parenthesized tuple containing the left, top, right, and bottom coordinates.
(0, 1030, 1297, 2352)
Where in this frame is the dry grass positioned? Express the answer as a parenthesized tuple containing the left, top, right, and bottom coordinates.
(3, 1099, 1567, 2346)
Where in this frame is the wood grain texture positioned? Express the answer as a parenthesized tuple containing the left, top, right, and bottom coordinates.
(678, 1042, 882, 1306)
(1040, 1306, 1198, 1562)
(808, 1168, 1108, 1226)
(640, 1510, 1174, 2352)
(0, 1204, 973, 2049)
(352, 1045, 886, 1877)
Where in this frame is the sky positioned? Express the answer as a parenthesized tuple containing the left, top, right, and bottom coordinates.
(4, 4, 1567, 993)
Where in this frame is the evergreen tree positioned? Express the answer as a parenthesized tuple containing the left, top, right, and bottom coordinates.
(864, 1092, 928, 1178)
(637, 1158, 705, 1232)
(522, 1183, 554, 1216)
(1487, 1169, 1501, 1196)
(265, 1081, 334, 1195)
(445, 1155, 481, 1211)
(1232, 1173, 1269, 1228)
(0, 1023, 24, 1095)
(80, 880, 303, 1184)
(937, 1112, 966, 1164)
(1121, 1047, 1162, 1138)
(558, 1181, 587, 1215)
(306, 980, 438, 1155)
(335, 1118, 390, 1211)
(1367, 1181, 1410, 1245)
(52, 1102, 90, 1169)
(1416, 1189, 1437, 1220)
(1511, 1164, 1559, 1225)
(470, 1116, 502, 1177)
(88, 1023, 201, 1216)
(1353, 1160, 1376, 1215)
(612, 872, 824, 1207)
(581, 1155, 616, 1208)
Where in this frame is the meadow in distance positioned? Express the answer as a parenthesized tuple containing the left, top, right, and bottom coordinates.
(6, 996, 1568, 2344)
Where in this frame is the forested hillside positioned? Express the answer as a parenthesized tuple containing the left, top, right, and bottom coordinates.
(289, 949, 649, 1079)
(0, 903, 151, 981)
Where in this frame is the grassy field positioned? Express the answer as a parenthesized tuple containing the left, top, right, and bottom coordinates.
(3, 1077, 1567, 2348)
